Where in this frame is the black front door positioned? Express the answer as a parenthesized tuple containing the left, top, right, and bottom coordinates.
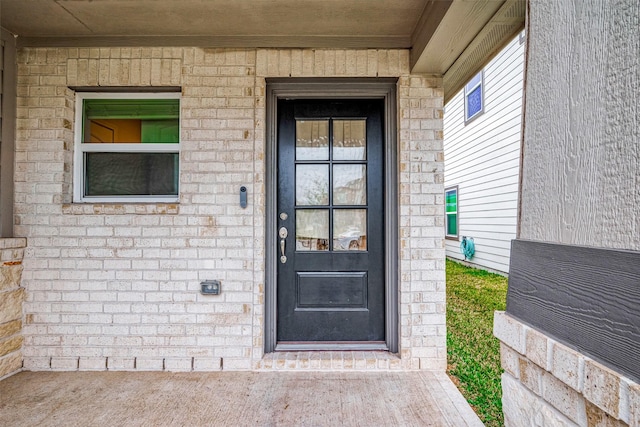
(276, 99, 385, 345)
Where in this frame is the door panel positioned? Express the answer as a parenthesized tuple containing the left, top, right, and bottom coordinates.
(277, 99, 385, 344)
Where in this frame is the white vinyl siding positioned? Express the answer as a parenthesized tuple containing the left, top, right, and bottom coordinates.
(443, 32, 525, 274)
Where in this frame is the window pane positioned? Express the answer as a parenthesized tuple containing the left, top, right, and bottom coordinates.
(333, 209, 367, 251)
(296, 120, 329, 160)
(333, 120, 366, 160)
(140, 120, 179, 143)
(85, 152, 178, 196)
(84, 99, 179, 119)
(447, 214, 458, 236)
(296, 210, 329, 251)
(89, 119, 141, 143)
(333, 164, 366, 205)
(466, 85, 482, 119)
(445, 190, 457, 213)
(84, 99, 179, 143)
(465, 71, 483, 92)
(296, 165, 329, 206)
(88, 118, 179, 143)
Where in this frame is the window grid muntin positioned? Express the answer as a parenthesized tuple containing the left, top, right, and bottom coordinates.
(294, 117, 368, 252)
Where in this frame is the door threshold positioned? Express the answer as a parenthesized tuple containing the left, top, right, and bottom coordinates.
(258, 348, 403, 371)
(275, 342, 388, 351)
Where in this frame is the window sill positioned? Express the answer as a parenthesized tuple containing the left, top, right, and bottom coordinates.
(445, 235, 459, 241)
(463, 111, 484, 125)
(62, 203, 179, 215)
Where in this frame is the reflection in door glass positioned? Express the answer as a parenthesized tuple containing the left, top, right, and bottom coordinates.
(333, 120, 366, 160)
(333, 209, 367, 251)
(333, 164, 366, 205)
(296, 164, 329, 206)
(296, 120, 329, 161)
(296, 210, 329, 251)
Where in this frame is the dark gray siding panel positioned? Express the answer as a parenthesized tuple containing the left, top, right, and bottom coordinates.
(506, 239, 640, 382)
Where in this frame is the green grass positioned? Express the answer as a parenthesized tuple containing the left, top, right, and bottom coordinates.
(446, 259, 508, 426)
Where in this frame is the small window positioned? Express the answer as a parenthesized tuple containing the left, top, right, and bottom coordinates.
(445, 186, 458, 240)
(464, 71, 484, 123)
(74, 93, 180, 202)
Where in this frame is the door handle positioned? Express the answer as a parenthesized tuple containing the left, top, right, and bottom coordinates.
(279, 227, 288, 264)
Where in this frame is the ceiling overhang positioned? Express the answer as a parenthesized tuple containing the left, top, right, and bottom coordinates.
(1, 0, 524, 100)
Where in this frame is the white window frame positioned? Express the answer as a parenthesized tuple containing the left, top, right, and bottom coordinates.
(73, 92, 181, 203)
(445, 186, 459, 240)
(464, 71, 484, 124)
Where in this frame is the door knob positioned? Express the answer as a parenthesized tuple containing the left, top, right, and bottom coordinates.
(279, 227, 288, 263)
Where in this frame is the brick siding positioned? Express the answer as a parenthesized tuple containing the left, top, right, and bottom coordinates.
(16, 47, 445, 371)
(495, 312, 640, 426)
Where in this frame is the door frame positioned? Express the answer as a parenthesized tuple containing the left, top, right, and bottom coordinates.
(264, 78, 398, 353)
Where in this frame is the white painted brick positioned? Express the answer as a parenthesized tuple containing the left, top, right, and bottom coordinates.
(23, 357, 51, 371)
(222, 358, 252, 370)
(164, 358, 193, 372)
(107, 357, 135, 371)
(50, 357, 78, 370)
(135, 358, 164, 371)
(193, 357, 222, 371)
(78, 357, 107, 371)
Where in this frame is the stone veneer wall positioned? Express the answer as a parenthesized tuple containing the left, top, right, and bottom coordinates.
(16, 47, 446, 371)
(0, 238, 26, 379)
(495, 312, 640, 426)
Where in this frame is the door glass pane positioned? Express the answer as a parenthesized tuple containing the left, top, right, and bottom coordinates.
(296, 165, 329, 206)
(333, 120, 366, 160)
(333, 209, 367, 251)
(296, 120, 329, 160)
(296, 210, 329, 251)
(333, 164, 366, 205)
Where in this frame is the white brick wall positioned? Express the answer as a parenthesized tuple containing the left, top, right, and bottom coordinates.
(17, 47, 445, 371)
(495, 312, 640, 426)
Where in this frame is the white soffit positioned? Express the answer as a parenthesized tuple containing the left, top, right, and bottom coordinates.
(2, 0, 524, 100)
(442, 0, 525, 102)
(411, 0, 506, 74)
(2, 0, 427, 48)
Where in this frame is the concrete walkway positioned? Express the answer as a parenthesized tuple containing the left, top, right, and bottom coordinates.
(0, 371, 483, 426)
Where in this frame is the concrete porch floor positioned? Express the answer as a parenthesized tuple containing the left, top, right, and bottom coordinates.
(0, 371, 483, 426)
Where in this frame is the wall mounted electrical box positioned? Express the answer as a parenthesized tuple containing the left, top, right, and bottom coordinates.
(200, 280, 221, 295)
